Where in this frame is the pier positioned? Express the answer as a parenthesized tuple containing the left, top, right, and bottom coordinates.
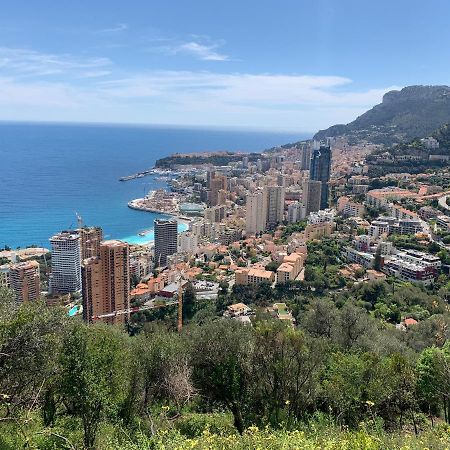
(119, 170, 152, 181)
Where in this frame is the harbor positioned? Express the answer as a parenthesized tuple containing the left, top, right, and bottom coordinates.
(119, 167, 178, 182)
(126, 188, 192, 244)
(127, 189, 181, 216)
(119, 170, 152, 181)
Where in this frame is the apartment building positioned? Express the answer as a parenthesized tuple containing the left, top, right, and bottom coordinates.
(235, 267, 275, 285)
(82, 240, 130, 324)
(49, 231, 81, 294)
(9, 260, 40, 302)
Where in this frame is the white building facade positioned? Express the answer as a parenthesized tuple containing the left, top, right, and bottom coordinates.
(49, 231, 82, 293)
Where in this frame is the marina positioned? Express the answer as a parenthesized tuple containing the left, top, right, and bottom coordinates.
(119, 169, 152, 181)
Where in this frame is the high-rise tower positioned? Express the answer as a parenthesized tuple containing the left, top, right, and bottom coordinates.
(78, 227, 103, 259)
(302, 180, 322, 215)
(264, 185, 285, 228)
(246, 190, 267, 235)
(154, 219, 178, 267)
(82, 240, 130, 324)
(310, 142, 331, 209)
(49, 231, 81, 293)
(9, 261, 40, 302)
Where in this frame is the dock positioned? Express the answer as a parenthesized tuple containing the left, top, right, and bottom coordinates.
(119, 170, 152, 181)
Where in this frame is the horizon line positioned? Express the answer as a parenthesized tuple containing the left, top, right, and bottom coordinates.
(0, 118, 314, 136)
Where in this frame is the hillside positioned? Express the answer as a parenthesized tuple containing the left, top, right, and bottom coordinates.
(366, 121, 450, 176)
(155, 152, 261, 169)
(314, 85, 450, 145)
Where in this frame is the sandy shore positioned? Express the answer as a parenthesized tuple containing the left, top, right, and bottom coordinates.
(0, 247, 49, 261)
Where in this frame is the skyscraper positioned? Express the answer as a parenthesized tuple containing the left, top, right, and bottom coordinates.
(78, 226, 103, 259)
(49, 231, 81, 293)
(264, 185, 285, 228)
(300, 144, 312, 170)
(82, 240, 130, 324)
(302, 180, 322, 215)
(154, 219, 178, 267)
(246, 190, 267, 235)
(310, 142, 332, 209)
(9, 260, 40, 302)
(209, 174, 228, 206)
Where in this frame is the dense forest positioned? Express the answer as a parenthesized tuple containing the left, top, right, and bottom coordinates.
(2, 279, 450, 449)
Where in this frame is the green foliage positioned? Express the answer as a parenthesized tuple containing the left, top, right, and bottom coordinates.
(416, 342, 450, 423)
(0, 292, 67, 415)
(265, 260, 280, 272)
(58, 322, 131, 448)
(174, 412, 236, 437)
(189, 319, 254, 433)
(281, 220, 307, 239)
(229, 282, 275, 306)
(155, 152, 260, 169)
(3, 284, 450, 448)
(182, 282, 196, 321)
(315, 85, 450, 145)
(387, 234, 429, 251)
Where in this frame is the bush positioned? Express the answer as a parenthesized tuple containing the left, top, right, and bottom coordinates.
(175, 413, 236, 437)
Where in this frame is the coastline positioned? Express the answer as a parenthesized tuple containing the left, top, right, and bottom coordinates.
(1, 122, 301, 249)
(123, 197, 191, 246)
(127, 199, 192, 224)
(120, 221, 189, 246)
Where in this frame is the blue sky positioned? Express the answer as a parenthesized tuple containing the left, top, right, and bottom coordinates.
(0, 0, 449, 132)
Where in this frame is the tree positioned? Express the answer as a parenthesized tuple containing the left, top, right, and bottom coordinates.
(265, 261, 280, 272)
(58, 323, 131, 449)
(335, 303, 374, 350)
(301, 298, 338, 339)
(130, 273, 140, 288)
(136, 329, 194, 415)
(374, 246, 382, 271)
(218, 281, 229, 296)
(252, 322, 325, 427)
(182, 282, 196, 321)
(375, 353, 418, 431)
(0, 291, 67, 416)
(189, 320, 254, 434)
(416, 343, 450, 423)
(255, 281, 274, 306)
(321, 352, 369, 426)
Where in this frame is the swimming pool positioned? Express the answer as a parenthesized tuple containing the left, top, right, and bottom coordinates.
(68, 305, 79, 317)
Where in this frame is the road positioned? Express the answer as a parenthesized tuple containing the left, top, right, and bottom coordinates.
(438, 194, 450, 211)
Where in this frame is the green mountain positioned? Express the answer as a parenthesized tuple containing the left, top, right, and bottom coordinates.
(314, 85, 450, 145)
(365, 122, 450, 176)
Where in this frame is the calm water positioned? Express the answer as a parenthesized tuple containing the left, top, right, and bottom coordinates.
(0, 122, 306, 248)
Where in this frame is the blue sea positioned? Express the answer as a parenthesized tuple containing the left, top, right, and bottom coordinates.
(0, 122, 307, 248)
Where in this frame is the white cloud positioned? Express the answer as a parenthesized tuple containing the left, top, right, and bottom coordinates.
(98, 71, 395, 109)
(149, 38, 230, 61)
(0, 77, 82, 107)
(79, 70, 112, 78)
(0, 47, 112, 77)
(93, 72, 398, 130)
(173, 42, 229, 61)
(0, 56, 400, 131)
(96, 23, 128, 33)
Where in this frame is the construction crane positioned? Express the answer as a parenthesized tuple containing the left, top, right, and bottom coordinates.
(92, 300, 179, 320)
(177, 273, 184, 332)
(75, 211, 83, 228)
(92, 270, 186, 332)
